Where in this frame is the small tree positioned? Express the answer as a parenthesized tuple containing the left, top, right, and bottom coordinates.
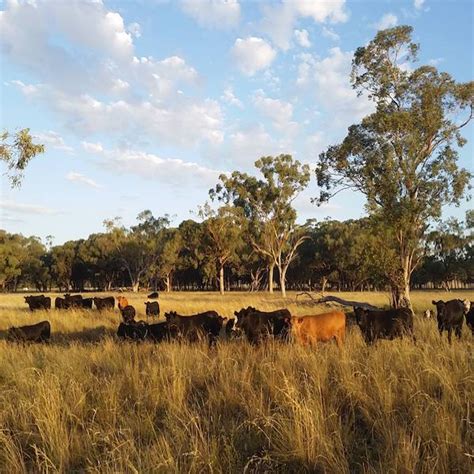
(211, 154, 310, 297)
(199, 203, 244, 295)
(1, 128, 45, 187)
(316, 26, 473, 309)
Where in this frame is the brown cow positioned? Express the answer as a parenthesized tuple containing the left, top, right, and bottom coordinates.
(290, 311, 346, 347)
(117, 296, 129, 311)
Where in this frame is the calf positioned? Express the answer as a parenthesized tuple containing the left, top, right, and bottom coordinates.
(55, 297, 66, 309)
(24, 295, 51, 311)
(94, 296, 115, 311)
(234, 306, 291, 344)
(64, 294, 83, 309)
(117, 296, 129, 311)
(432, 299, 471, 343)
(120, 305, 136, 324)
(7, 321, 51, 343)
(354, 307, 414, 345)
(145, 301, 160, 318)
(423, 309, 434, 319)
(81, 298, 93, 309)
(465, 302, 474, 335)
(291, 311, 346, 347)
(164, 310, 225, 345)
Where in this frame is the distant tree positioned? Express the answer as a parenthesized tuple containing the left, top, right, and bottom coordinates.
(51, 241, 77, 291)
(199, 203, 245, 295)
(316, 26, 473, 309)
(104, 212, 169, 292)
(156, 227, 182, 292)
(0, 128, 45, 187)
(0, 231, 24, 291)
(211, 154, 310, 297)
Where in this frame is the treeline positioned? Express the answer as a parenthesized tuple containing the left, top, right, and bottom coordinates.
(1, 211, 471, 294)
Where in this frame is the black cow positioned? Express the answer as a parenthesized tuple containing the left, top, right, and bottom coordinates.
(354, 307, 414, 344)
(234, 306, 291, 344)
(120, 305, 136, 323)
(164, 310, 225, 345)
(147, 322, 175, 342)
(24, 295, 51, 311)
(55, 297, 66, 309)
(147, 291, 159, 299)
(7, 320, 51, 342)
(81, 298, 93, 309)
(94, 296, 115, 311)
(432, 299, 471, 343)
(117, 322, 148, 341)
(466, 302, 474, 335)
(145, 301, 160, 317)
(63, 294, 83, 309)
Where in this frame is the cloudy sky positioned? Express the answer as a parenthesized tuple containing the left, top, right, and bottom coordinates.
(1, 0, 472, 244)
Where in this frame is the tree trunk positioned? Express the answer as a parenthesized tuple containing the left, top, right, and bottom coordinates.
(280, 266, 287, 298)
(132, 280, 139, 292)
(165, 274, 171, 293)
(219, 265, 224, 295)
(390, 271, 412, 311)
(268, 263, 274, 293)
(321, 276, 327, 295)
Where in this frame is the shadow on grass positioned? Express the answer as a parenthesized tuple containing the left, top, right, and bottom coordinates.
(53, 326, 116, 344)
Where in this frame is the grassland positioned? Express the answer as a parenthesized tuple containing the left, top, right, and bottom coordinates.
(0, 291, 472, 473)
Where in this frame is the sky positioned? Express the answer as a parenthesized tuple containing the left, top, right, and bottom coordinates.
(1, 0, 473, 245)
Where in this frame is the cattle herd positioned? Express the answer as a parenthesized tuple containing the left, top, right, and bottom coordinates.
(8, 294, 474, 346)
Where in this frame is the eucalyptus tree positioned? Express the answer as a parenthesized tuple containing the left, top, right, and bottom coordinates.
(199, 203, 245, 295)
(1, 128, 44, 187)
(211, 154, 310, 297)
(316, 26, 473, 309)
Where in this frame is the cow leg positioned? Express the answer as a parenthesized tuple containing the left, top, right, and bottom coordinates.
(447, 329, 452, 344)
(455, 326, 462, 340)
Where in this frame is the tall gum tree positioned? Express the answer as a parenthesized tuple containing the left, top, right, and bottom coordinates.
(211, 154, 310, 297)
(315, 26, 473, 309)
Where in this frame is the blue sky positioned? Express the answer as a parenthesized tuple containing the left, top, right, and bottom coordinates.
(1, 0, 473, 244)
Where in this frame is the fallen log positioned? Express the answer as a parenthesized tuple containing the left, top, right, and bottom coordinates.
(296, 293, 382, 311)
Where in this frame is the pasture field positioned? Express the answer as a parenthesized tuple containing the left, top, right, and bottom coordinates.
(0, 291, 473, 473)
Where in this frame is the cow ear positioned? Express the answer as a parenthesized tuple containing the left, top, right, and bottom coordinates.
(432, 300, 437, 305)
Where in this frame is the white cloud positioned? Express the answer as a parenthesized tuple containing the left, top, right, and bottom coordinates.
(82, 141, 104, 154)
(414, 0, 425, 10)
(127, 22, 141, 38)
(429, 57, 443, 66)
(66, 172, 102, 189)
(99, 148, 222, 187)
(296, 48, 374, 127)
(33, 130, 73, 153)
(231, 37, 276, 76)
(294, 29, 311, 48)
(180, 0, 240, 29)
(2, 1, 223, 149)
(252, 89, 298, 135)
(0, 200, 60, 215)
(322, 26, 340, 42)
(261, 0, 347, 50)
(375, 13, 398, 30)
(221, 86, 243, 108)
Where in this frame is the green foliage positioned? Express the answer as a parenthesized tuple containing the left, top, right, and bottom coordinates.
(316, 26, 473, 307)
(212, 154, 310, 296)
(0, 128, 45, 187)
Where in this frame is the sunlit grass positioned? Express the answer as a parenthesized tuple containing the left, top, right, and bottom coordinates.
(0, 291, 472, 472)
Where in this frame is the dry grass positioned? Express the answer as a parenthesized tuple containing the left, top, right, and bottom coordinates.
(0, 291, 472, 473)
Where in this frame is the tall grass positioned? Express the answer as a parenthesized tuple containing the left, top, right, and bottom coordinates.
(0, 291, 472, 472)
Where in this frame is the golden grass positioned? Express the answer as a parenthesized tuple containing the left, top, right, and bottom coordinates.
(0, 291, 473, 473)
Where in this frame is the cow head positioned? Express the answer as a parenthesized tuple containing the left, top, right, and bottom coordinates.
(432, 300, 446, 319)
(461, 299, 471, 314)
(423, 309, 433, 319)
(164, 311, 177, 322)
(354, 307, 369, 328)
(7, 326, 20, 341)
